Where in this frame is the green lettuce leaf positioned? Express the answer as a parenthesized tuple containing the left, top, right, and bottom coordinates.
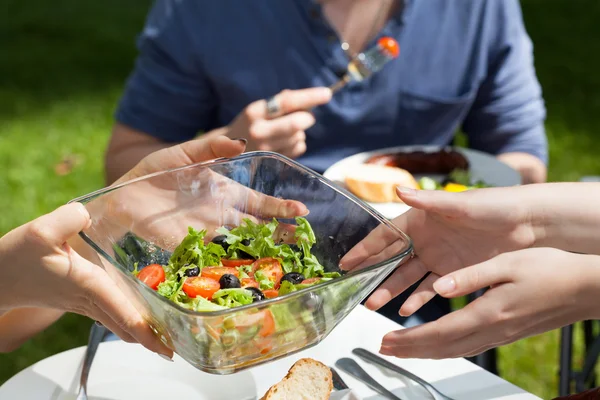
(212, 288, 254, 308)
(254, 269, 275, 290)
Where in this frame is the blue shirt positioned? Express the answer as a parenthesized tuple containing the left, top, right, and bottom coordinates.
(115, 0, 547, 174)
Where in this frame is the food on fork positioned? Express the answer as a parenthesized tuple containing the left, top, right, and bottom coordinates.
(260, 358, 333, 400)
(344, 164, 419, 203)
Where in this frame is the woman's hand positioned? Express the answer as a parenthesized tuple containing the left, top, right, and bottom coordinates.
(224, 87, 332, 158)
(98, 136, 308, 248)
(341, 186, 539, 315)
(0, 203, 172, 358)
(379, 248, 600, 359)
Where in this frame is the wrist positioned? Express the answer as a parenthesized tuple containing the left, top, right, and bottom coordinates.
(575, 254, 600, 320)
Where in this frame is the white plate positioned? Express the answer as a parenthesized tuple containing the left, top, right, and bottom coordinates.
(0, 341, 257, 400)
(323, 145, 521, 220)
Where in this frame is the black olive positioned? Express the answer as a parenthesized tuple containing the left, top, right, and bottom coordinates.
(236, 238, 253, 259)
(281, 272, 305, 285)
(246, 287, 265, 302)
(219, 274, 241, 289)
(183, 266, 200, 277)
(211, 235, 230, 252)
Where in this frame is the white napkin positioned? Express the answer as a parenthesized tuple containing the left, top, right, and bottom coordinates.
(329, 389, 362, 400)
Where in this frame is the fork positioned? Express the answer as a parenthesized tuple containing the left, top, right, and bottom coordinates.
(353, 348, 455, 400)
(75, 322, 107, 400)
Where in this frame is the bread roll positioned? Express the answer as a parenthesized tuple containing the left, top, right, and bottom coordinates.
(260, 358, 333, 400)
(344, 164, 419, 203)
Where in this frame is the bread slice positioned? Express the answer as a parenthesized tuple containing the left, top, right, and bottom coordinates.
(344, 164, 419, 203)
(260, 358, 333, 400)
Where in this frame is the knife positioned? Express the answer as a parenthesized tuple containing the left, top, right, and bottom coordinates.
(335, 358, 403, 400)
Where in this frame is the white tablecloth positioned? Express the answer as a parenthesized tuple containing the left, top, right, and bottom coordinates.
(251, 305, 541, 400)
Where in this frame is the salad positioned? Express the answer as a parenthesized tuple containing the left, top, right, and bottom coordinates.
(418, 169, 492, 192)
(133, 217, 340, 312)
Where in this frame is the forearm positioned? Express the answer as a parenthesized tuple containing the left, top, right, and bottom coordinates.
(525, 183, 600, 255)
(105, 141, 170, 185)
(496, 152, 547, 184)
(0, 308, 64, 353)
(105, 124, 229, 185)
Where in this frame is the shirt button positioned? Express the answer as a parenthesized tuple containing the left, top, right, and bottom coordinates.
(309, 8, 320, 19)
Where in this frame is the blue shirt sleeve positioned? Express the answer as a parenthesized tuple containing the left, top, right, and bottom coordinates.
(115, 0, 215, 142)
(462, 0, 548, 164)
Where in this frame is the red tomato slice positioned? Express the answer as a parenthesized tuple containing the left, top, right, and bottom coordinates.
(263, 289, 279, 299)
(221, 258, 254, 268)
(182, 276, 220, 299)
(301, 278, 321, 285)
(201, 266, 239, 281)
(241, 278, 259, 289)
(231, 310, 276, 338)
(252, 258, 284, 288)
(137, 264, 165, 290)
(259, 310, 276, 337)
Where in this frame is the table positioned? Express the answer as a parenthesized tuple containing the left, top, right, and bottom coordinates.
(0, 306, 540, 400)
(253, 305, 537, 399)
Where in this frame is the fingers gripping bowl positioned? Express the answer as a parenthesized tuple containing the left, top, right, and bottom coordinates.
(70, 152, 413, 374)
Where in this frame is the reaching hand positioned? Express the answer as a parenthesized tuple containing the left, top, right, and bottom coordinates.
(92, 136, 308, 250)
(341, 186, 538, 316)
(0, 203, 172, 358)
(378, 248, 600, 359)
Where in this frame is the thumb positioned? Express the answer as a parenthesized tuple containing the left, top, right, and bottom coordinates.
(432, 257, 512, 298)
(30, 202, 91, 247)
(396, 186, 470, 216)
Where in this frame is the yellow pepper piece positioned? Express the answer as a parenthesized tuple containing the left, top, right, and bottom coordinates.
(443, 183, 468, 192)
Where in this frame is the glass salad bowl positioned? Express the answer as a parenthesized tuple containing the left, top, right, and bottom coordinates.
(70, 151, 413, 374)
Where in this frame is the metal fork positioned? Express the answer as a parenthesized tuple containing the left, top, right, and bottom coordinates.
(75, 322, 107, 400)
(353, 348, 455, 400)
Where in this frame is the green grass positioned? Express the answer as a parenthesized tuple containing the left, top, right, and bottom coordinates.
(1, 0, 599, 398)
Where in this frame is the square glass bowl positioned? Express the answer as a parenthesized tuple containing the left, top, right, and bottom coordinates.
(71, 152, 413, 374)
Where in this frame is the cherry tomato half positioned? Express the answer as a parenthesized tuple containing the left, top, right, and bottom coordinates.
(301, 278, 321, 285)
(201, 266, 239, 281)
(252, 258, 284, 288)
(221, 258, 254, 268)
(263, 289, 279, 299)
(232, 310, 276, 338)
(259, 310, 276, 337)
(241, 278, 259, 289)
(182, 276, 220, 299)
(137, 264, 165, 290)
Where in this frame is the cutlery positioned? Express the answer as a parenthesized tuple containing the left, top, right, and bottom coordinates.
(331, 366, 351, 391)
(353, 348, 455, 400)
(75, 322, 107, 400)
(335, 358, 403, 400)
